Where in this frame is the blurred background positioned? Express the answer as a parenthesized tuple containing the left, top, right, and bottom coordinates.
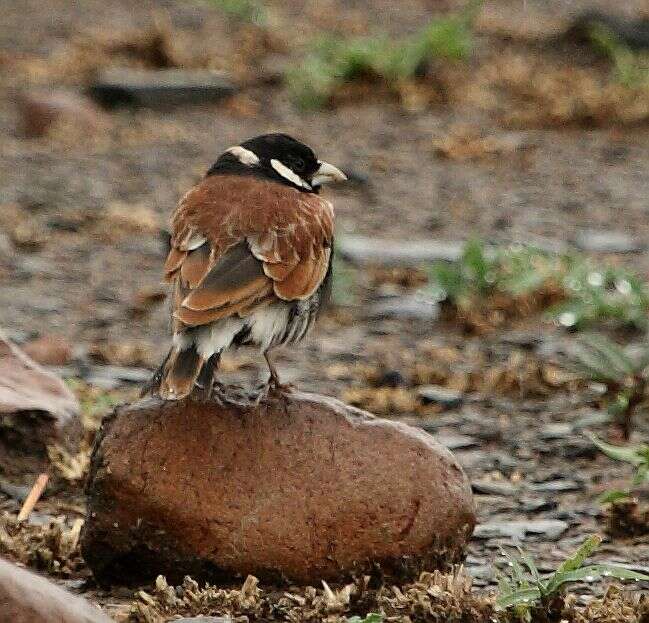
(3, 0, 649, 618)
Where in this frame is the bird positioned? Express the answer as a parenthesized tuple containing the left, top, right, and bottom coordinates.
(155, 133, 347, 400)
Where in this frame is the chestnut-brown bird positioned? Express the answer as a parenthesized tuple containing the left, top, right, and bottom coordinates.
(156, 133, 347, 400)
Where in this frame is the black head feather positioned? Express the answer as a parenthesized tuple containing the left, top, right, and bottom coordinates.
(207, 133, 322, 193)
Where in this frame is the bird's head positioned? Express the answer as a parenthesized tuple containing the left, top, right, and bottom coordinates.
(208, 133, 347, 193)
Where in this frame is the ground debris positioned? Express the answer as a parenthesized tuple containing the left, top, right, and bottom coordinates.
(563, 585, 649, 623)
(0, 511, 84, 576)
(606, 500, 649, 538)
(432, 125, 531, 162)
(127, 569, 494, 623)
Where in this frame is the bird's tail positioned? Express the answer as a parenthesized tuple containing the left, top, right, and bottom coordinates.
(157, 343, 205, 400)
(142, 338, 221, 401)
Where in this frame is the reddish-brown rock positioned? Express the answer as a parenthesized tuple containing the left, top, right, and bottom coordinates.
(0, 331, 80, 476)
(82, 392, 475, 585)
(17, 90, 106, 138)
(0, 557, 111, 623)
(23, 334, 73, 366)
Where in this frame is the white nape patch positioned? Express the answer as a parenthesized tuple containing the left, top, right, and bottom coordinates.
(270, 159, 312, 191)
(226, 145, 260, 166)
(249, 304, 290, 351)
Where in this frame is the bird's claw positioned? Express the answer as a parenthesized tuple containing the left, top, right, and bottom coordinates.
(265, 377, 294, 397)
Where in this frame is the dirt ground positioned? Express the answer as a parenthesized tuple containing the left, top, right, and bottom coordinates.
(2, 0, 649, 621)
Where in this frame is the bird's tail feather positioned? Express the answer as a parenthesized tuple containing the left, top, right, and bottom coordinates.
(158, 344, 205, 400)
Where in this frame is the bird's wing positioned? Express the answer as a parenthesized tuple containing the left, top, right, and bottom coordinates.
(164, 174, 334, 328)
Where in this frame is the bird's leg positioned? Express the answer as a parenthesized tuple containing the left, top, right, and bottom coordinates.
(263, 349, 293, 395)
(195, 353, 223, 401)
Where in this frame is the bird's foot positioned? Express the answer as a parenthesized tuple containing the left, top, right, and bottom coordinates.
(264, 377, 295, 397)
(195, 379, 228, 402)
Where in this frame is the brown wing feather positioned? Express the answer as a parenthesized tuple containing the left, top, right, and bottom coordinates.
(165, 175, 335, 328)
(179, 241, 211, 288)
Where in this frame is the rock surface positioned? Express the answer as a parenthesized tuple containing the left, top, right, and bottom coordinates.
(0, 331, 80, 476)
(337, 236, 463, 266)
(0, 557, 111, 623)
(82, 392, 475, 585)
(17, 90, 105, 138)
(88, 68, 237, 108)
(573, 229, 642, 253)
(367, 295, 440, 321)
(23, 335, 73, 366)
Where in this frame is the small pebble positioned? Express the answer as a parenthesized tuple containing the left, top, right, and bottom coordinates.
(417, 385, 463, 409)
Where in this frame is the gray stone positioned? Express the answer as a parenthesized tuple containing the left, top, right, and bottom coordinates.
(474, 519, 568, 541)
(367, 296, 439, 321)
(84, 365, 151, 387)
(529, 479, 582, 493)
(338, 236, 463, 266)
(175, 618, 232, 623)
(539, 423, 573, 440)
(573, 230, 642, 253)
(435, 433, 478, 450)
(89, 68, 237, 109)
(0, 557, 111, 622)
(417, 385, 463, 409)
(471, 480, 518, 497)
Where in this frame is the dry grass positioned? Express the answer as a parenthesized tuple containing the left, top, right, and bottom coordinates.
(565, 585, 649, 623)
(468, 52, 649, 128)
(127, 568, 494, 623)
(432, 125, 532, 162)
(0, 512, 85, 576)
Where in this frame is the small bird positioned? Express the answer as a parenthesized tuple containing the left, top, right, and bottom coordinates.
(156, 133, 347, 400)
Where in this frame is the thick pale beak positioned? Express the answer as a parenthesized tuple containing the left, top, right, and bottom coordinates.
(311, 161, 347, 187)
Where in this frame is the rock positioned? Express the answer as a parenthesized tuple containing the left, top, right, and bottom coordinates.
(539, 422, 573, 440)
(83, 365, 152, 389)
(435, 433, 478, 450)
(519, 496, 557, 512)
(564, 11, 649, 51)
(473, 519, 568, 541)
(88, 68, 237, 108)
(0, 557, 111, 623)
(417, 385, 463, 409)
(175, 618, 232, 623)
(529, 479, 582, 493)
(573, 230, 642, 253)
(338, 236, 463, 266)
(471, 480, 518, 497)
(367, 295, 439, 321)
(0, 478, 30, 502)
(82, 392, 475, 585)
(16, 90, 105, 138)
(23, 335, 73, 366)
(0, 331, 80, 476)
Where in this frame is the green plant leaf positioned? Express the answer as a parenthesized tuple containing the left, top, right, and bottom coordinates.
(517, 547, 540, 583)
(579, 334, 636, 377)
(598, 489, 632, 504)
(495, 586, 541, 610)
(548, 564, 649, 590)
(288, 9, 475, 109)
(543, 535, 602, 594)
(346, 615, 383, 623)
(589, 434, 646, 465)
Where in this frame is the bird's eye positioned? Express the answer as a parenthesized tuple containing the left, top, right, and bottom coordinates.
(290, 157, 305, 172)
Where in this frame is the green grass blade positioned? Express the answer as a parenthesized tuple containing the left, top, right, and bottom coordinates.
(589, 434, 645, 465)
(580, 334, 636, 377)
(495, 586, 541, 610)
